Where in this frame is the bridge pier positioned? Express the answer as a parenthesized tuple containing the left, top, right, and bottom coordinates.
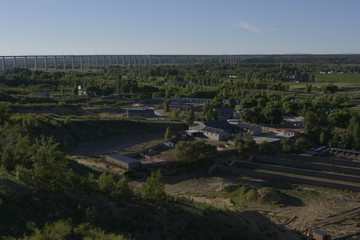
(80, 56, 83, 69)
(71, 56, 75, 69)
(45, 56, 48, 70)
(34, 56, 38, 70)
(63, 56, 66, 70)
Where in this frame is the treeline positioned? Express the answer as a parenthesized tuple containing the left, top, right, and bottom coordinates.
(300, 93, 360, 149)
(2, 62, 353, 101)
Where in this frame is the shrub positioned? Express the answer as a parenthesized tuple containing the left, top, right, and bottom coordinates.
(98, 172, 115, 193)
(175, 141, 217, 166)
(141, 170, 166, 203)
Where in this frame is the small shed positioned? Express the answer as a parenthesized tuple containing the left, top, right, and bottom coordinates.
(105, 153, 141, 170)
(164, 141, 175, 148)
(126, 108, 155, 118)
(311, 229, 331, 240)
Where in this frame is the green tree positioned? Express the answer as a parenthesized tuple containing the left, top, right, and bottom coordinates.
(234, 137, 258, 155)
(202, 104, 217, 121)
(305, 84, 312, 94)
(205, 109, 217, 121)
(304, 109, 331, 142)
(110, 176, 133, 201)
(0, 102, 12, 125)
(175, 141, 217, 165)
(116, 77, 123, 94)
(263, 107, 282, 124)
(295, 137, 309, 153)
(186, 109, 196, 126)
(141, 170, 166, 203)
(164, 127, 173, 140)
(322, 84, 338, 94)
(98, 172, 115, 193)
(164, 100, 170, 112)
(258, 141, 272, 154)
(319, 131, 329, 145)
(347, 115, 360, 149)
(328, 110, 351, 128)
(172, 109, 181, 119)
(281, 138, 294, 153)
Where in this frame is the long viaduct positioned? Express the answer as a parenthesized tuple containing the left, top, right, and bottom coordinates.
(0, 55, 254, 71)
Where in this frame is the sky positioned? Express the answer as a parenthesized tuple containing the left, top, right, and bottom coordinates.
(1, 0, 360, 55)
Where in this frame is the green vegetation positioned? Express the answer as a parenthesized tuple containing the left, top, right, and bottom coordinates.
(235, 137, 258, 156)
(315, 73, 360, 84)
(164, 126, 172, 140)
(223, 184, 292, 206)
(141, 170, 166, 203)
(5, 220, 131, 240)
(186, 109, 196, 125)
(175, 141, 217, 166)
(3, 59, 360, 239)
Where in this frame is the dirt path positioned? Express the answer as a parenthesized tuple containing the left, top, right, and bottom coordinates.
(70, 132, 164, 156)
(315, 207, 360, 226)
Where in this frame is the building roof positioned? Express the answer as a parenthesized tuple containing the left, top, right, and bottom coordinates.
(127, 108, 154, 114)
(215, 107, 235, 112)
(202, 126, 225, 134)
(237, 122, 262, 131)
(106, 153, 140, 164)
(260, 124, 302, 129)
(204, 120, 232, 128)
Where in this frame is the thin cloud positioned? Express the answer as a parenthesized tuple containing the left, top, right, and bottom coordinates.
(236, 20, 262, 33)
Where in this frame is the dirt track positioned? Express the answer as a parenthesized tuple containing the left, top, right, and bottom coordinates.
(315, 207, 360, 226)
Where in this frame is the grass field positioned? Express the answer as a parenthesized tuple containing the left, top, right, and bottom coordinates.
(315, 74, 360, 83)
(288, 74, 360, 91)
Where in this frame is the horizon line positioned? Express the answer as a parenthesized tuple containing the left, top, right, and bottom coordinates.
(1, 53, 360, 57)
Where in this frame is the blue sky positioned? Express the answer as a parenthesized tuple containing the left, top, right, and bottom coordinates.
(1, 0, 360, 55)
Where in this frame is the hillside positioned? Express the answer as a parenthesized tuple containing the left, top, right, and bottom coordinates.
(0, 169, 304, 240)
(17, 116, 187, 148)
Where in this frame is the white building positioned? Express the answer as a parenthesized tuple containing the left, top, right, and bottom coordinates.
(105, 153, 141, 170)
(202, 126, 230, 141)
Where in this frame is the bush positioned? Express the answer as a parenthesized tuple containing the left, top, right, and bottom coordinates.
(5, 220, 131, 240)
(110, 176, 133, 201)
(295, 137, 309, 153)
(281, 138, 294, 153)
(258, 141, 272, 154)
(141, 170, 166, 203)
(234, 137, 257, 156)
(175, 141, 217, 166)
(98, 172, 115, 192)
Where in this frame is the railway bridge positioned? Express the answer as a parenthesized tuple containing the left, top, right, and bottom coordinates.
(0, 55, 252, 71)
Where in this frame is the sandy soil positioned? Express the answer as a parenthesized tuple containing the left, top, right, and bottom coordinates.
(70, 156, 126, 175)
(162, 172, 360, 239)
